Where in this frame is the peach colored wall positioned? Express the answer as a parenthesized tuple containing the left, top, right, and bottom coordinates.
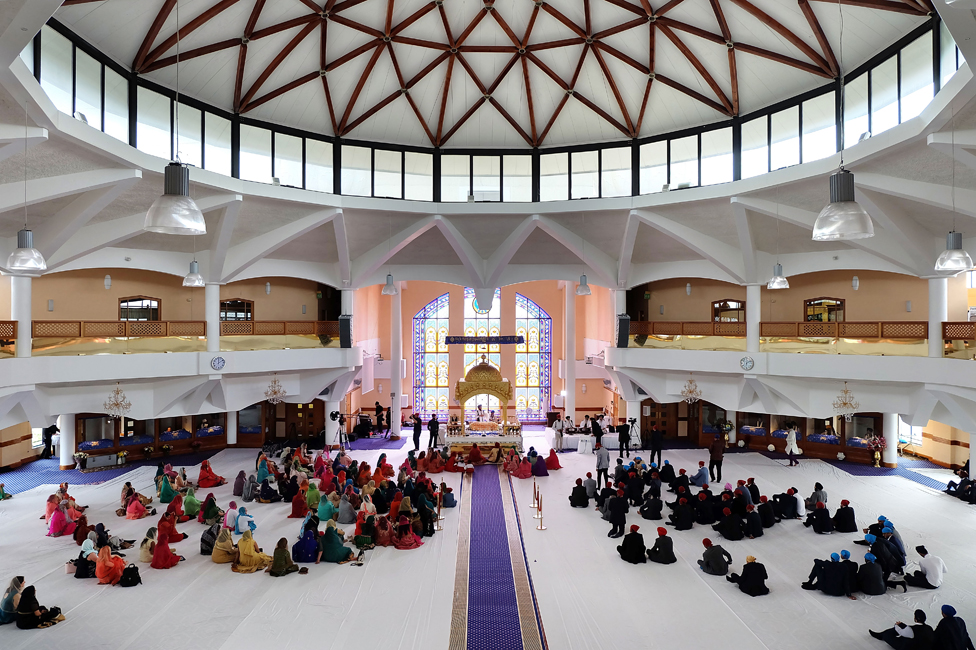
(577, 284, 613, 352)
(917, 420, 970, 469)
(0, 421, 35, 468)
(0, 276, 10, 320)
(30, 270, 318, 321)
(638, 271, 968, 323)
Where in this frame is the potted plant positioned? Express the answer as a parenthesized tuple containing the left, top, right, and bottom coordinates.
(867, 434, 887, 468)
(161, 444, 172, 456)
(72, 451, 89, 470)
(142, 446, 154, 461)
(116, 450, 128, 465)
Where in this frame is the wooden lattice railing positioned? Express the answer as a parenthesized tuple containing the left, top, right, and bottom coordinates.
(759, 321, 928, 339)
(944, 322, 976, 340)
(0, 321, 17, 339)
(32, 321, 206, 338)
(220, 321, 340, 337)
(629, 321, 746, 336)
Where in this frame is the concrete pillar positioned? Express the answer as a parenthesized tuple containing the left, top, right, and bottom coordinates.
(746, 284, 761, 353)
(11, 275, 31, 358)
(928, 277, 947, 358)
(882, 413, 899, 468)
(58, 413, 76, 469)
(390, 282, 402, 437)
(226, 410, 238, 446)
(205, 283, 221, 353)
(324, 399, 341, 448)
(341, 289, 354, 315)
(564, 282, 576, 423)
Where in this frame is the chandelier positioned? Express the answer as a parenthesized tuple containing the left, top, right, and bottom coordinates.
(103, 383, 132, 419)
(832, 382, 860, 422)
(265, 374, 286, 405)
(681, 375, 702, 404)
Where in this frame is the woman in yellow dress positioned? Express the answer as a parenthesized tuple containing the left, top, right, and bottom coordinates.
(211, 528, 239, 565)
(232, 530, 271, 573)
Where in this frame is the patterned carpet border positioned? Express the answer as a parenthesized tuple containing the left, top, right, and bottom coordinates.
(449, 471, 473, 650)
(502, 468, 548, 650)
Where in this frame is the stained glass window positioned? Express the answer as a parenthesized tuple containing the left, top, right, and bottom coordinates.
(413, 293, 450, 420)
(515, 293, 551, 422)
(463, 288, 501, 420)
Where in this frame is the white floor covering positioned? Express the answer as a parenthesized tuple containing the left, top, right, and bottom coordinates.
(1, 436, 974, 650)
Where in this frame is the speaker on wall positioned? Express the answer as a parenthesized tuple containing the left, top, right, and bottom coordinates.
(339, 315, 353, 348)
(615, 314, 630, 348)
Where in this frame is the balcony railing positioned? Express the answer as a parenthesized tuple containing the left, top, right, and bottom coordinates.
(31, 320, 207, 356)
(942, 322, 976, 359)
(628, 320, 929, 356)
(219, 321, 341, 352)
(0, 321, 16, 358)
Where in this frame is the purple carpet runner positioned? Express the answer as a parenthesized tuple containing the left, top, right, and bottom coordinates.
(467, 464, 523, 650)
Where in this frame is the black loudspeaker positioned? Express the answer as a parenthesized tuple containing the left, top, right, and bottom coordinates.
(339, 314, 353, 348)
(615, 314, 630, 348)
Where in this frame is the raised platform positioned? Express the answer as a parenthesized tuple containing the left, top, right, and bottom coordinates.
(448, 434, 523, 455)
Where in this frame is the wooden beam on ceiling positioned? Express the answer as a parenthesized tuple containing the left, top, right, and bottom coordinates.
(592, 46, 635, 135)
(797, 0, 838, 77)
(141, 0, 245, 71)
(337, 43, 385, 133)
(727, 0, 833, 75)
(242, 71, 319, 113)
(734, 42, 833, 78)
(657, 24, 732, 115)
(239, 20, 318, 111)
(655, 73, 732, 116)
(435, 55, 455, 144)
(142, 38, 240, 73)
(522, 56, 537, 144)
(134, 0, 177, 72)
(807, 0, 926, 13)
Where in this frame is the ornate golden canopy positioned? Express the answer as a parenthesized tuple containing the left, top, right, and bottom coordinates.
(454, 355, 512, 422)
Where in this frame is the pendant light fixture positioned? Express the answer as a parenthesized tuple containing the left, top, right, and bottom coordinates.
(144, 0, 206, 236)
(381, 216, 398, 295)
(576, 212, 591, 295)
(934, 107, 973, 274)
(768, 184, 789, 289)
(183, 260, 204, 287)
(7, 101, 46, 273)
(812, 0, 874, 242)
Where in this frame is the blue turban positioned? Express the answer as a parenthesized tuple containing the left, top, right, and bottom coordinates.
(840, 550, 850, 560)
(864, 534, 876, 543)
(865, 553, 876, 563)
(877, 515, 887, 521)
(664, 460, 670, 465)
(830, 553, 840, 562)
(651, 463, 658, 469)
(943, 605, 957, 617)
(882, 527, 893, 534)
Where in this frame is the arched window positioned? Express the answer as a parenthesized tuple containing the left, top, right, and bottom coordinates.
(413, 293, 449, 420)
(516, 293, 551, 422)
(463, 288, 501, 419)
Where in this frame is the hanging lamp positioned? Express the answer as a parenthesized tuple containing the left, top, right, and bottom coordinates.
(182, 260, 204, 287)
(934, 108, 972, 274)
(7, 102, 46, 273)
(575, 274, 592, 296)
(382, 273, 398, 295)
(145, 1, 206, 236)
(812, 0, 873, 242)
(767, 263, 789, 289)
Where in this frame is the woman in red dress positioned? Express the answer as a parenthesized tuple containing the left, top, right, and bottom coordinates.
(288, 490, 309, 518)
(467, 444, 486, 466)
(166, 494, 190, 523)
(157, 511, 188, 543)
(545, 449, 562, 470)
(197, 460, 226, 488)
(514, 457, 533, 479)
(151, 532, 182, 569)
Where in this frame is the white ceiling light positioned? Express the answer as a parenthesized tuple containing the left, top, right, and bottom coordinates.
(935, 231, 973, 274)
(182, 259, 204, 287)
(575, 274, 592, 296)
(813, 1, 873, 242)
(767, 263, 789, 290)
(382, 273, 398, 295)
(7, 101, 46, 274)
(145, 2, 205, 236)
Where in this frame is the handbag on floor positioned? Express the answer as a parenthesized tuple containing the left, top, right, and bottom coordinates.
(119, 563, 142, 587)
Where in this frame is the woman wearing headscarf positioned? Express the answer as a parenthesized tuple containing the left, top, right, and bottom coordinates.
(233, 530, 272, 573)
(240, 474, 258, 503)
(235, 506, 257, 535)
(139, 528, 157, 563)
(233, 471, 246, 497)
(467, 444, 486, 466)
(151, 533, 183, 569)
(73, 515, 96, 545)
(544, 449, 562, 470)
(317, 491, 338, 522)
(80, 533, 98, 563)
(388, 490, 403, 521)
(292, 530, 318, 563)
(360, 494, 377, 517)
(212, 529, 238, 564)
(727, 556, 770, 596)
(256, 456, 271, 484)
(282, 476, 299, 503)
(198, 493, 223, 526)
(126, 492, 156, 520)
(617, 525, 647, 564)
(0, 484, 10, 500)
(46, 501, 77, 538)
(158, 511, 188, 543)
(158, 475, 178, 504)
(304, 481, 321, 511)
(0, 576, 24, 625)
(316, 520, 355, 563)
(15, 585, 63, 629)
(95, 546, 127, 584)
(445, 452, 460, 473)
(336, 493, 357, 525)
(427, 451, 445, 473)
(269, 538, 302, 576)
(439, 483, 456, 508)
(415, 491, 436, 537)
(257, 480, 279, 504)
(504, 451, 520, 474)
(224, 501, 239, 530)
(647, 527, 677, 564)
(532, 455, 550, 477)
(373, 516, 394, 547)
(514, 457, 533, 479)
(183, 488, 201, 518)
(289, 489, 309, 519)
(197, 459, 227, 488)
(371, 484, 390, 513)
(393, 515, 424, 550)
(166, 494, 191, 523)
(200, 522, 220, 556)
(485, 443, 504, 464)
(121, 482, 152, 508)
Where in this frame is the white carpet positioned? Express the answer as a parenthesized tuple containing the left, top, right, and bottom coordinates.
(1, 436, 974, 650)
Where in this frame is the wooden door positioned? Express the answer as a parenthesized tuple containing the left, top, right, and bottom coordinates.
(640, 399, 677, 446)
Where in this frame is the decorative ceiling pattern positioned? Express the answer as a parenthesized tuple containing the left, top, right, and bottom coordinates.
(59, 0, 929, 147)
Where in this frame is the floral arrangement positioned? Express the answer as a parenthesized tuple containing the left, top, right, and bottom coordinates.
(737, 440, 745, 448)
(837, 452, 846, 461)
(866, 435, 887, 452)
(73, 451, 89, 460)
(716, 419, 734, 434)
(143, 446, 154, 455)
(767, 444, 775, 452)
(116, 450, 128, 458)
(161, 444, 173, 453)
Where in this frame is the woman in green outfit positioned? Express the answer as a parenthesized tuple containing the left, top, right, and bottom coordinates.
(316, 520, 354, 564)
(183, 488, 201, 518)
(268, 538, 303, 576)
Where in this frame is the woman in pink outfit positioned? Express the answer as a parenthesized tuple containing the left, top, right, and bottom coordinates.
(514, 457, 533, 479)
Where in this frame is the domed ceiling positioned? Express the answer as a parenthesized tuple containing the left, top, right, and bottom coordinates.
(58, 0, 929, 147)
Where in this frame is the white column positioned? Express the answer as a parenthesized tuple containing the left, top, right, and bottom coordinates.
(390, 282, 402, 437)
(341, 289, 354, 315)
(324, 399, 341, 448)
(626, 400, 641, 424)
(226, 410, 238, 446)
(205, 283, 221, 353)
(928, 277, 947, 358)
(746, 284, 761, 354)
(613, 288, 627, 347)
(11, 275, 31, 358)
(564, 282, 576, 423)
(882, 413, 899, 467)
(58, 413, 76, 469)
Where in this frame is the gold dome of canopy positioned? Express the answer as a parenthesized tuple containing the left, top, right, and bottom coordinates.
(465, 356, 502, 383)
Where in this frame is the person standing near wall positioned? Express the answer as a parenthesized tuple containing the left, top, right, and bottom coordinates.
(552, 416, 564, 452)
(41, 425, 59, 460)
(709, 434, 725, 483)
(649, 425, 663, 466)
